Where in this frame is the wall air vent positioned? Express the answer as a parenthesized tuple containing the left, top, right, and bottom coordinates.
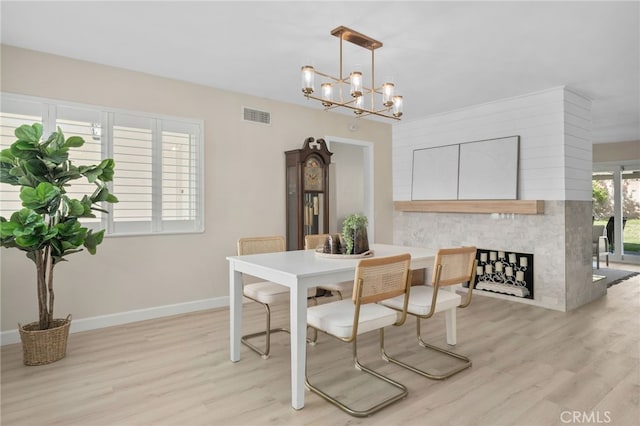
(242, 107, 271, 125)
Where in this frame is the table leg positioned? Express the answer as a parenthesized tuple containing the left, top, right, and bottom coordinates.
(445, 308, 457, 345)
(290, 284, 307, 410)
(229, 264, 243, 362)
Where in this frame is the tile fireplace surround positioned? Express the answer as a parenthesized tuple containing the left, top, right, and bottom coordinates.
(393, 200, 606, 312)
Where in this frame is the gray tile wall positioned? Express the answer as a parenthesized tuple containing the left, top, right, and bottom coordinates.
(393, 200, 605, 311)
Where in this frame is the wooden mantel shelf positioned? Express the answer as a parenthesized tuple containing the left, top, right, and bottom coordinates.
(394, 200, 544, 215)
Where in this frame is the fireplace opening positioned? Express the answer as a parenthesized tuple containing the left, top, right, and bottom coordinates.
(464, 248, 534, 299)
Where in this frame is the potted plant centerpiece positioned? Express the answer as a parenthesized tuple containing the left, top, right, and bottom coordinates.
(0, 123, 117, 365)
(341, 213, 369, 255)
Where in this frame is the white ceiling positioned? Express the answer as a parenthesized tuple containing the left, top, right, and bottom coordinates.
(1, 1, 638, 144)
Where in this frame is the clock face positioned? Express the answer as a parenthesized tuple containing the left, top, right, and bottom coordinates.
(304, 157, 324, 191)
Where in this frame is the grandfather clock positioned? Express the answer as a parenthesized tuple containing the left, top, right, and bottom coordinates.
(285, 137, 333, 250)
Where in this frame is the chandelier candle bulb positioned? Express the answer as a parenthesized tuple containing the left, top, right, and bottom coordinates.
(509, 253, 517, 264)
(490, 251, 497, 261)
(301, 66, 315, 94)
(321, 83, 333, 106)
(520, 257, 528, 267)
(392, 95, 403, 117)
(382, 82, 395, 106)
(350, 71, 363, 97)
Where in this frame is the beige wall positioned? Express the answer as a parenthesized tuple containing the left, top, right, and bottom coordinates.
(593, 140, 640, 163)
(0, 45, 393, 331)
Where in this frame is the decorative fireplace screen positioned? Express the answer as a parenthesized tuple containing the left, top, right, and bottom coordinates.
(466, 248, 534, 299)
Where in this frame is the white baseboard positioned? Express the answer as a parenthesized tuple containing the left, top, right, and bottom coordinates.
(0, 296, 229, 346)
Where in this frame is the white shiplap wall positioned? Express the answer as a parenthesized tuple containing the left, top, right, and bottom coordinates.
(563, 89, 593, 200)
(393, 86, 592, 201)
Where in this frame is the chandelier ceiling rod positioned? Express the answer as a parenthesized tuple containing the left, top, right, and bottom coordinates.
(301, 26, 403, 121)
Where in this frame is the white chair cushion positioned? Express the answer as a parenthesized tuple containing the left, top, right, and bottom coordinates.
(307, 299, 399, 339)
(380, 285, 461, 316)
(244, 282, 316, 305)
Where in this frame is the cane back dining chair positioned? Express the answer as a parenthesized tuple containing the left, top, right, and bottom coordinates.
(379, 246, 478, 380)
(237, 236, 317, 359)
(304, 234, 354, 299)
(305, 253, 412, 417)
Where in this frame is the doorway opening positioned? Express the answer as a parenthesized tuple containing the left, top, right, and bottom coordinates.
(326, 137, 374, 242)
(593, 169, 640, 263)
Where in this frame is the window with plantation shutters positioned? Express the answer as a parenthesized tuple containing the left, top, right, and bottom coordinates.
(0, 93, 204, 236)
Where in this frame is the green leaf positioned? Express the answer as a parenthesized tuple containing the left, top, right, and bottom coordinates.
(17, 175, 38, 188)
(24, 159, 49, 177)
(49, 238, 63, 257)
(68, 199, 85, 216)
(13, 208, 45, 227)
(48, 128, 66, 151)
(0, 166, 20, 186)
(80, 159, 116, 183)
(64, 136, 85, 148)
(20, 182, 60, 210)
(89, 184, 117, 205)
(0, 148, 16, 164)
(43, 149, 69, 166)
(81, 166, 102, 183)
(97, 159, 115, 182)
(15, 233, 40, 247)
(9, 166, 24, 177)
(10, 140, 39, 156)
(91, 186, 109, 202)
(83, 229, 105, 255)
(14, 123, 41, 142)
(0, 220, 19, 239)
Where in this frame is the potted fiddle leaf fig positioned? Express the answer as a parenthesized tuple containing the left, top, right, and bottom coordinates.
(0, 123, 117, 365)
(341, 213, 369, 255)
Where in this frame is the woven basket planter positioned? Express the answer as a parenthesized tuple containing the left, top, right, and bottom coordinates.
(18, 316, 71, 366)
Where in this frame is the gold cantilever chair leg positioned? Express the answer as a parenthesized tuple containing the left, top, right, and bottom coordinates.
(380, 318, 471, 380)
(241, 295, 288, 359)
(241, 295, 318, 359)
(379, 246, 478, 380)
(305, 335, 408, 418)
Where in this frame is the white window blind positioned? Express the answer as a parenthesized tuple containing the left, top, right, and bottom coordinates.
(56, 106, 104, 226)
(0, 93, 204, 236)
(0, 98, 43, 219)
(162, 120, 200, 230)
(112, 114, 154, 234)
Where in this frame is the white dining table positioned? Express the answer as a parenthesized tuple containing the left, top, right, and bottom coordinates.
(227, 243, 458, 410)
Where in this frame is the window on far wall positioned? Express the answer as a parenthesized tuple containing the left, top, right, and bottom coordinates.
(0, 93, 205, 236)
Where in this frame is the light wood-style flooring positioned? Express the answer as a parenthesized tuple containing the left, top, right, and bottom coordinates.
(2, 263, 639, 426)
